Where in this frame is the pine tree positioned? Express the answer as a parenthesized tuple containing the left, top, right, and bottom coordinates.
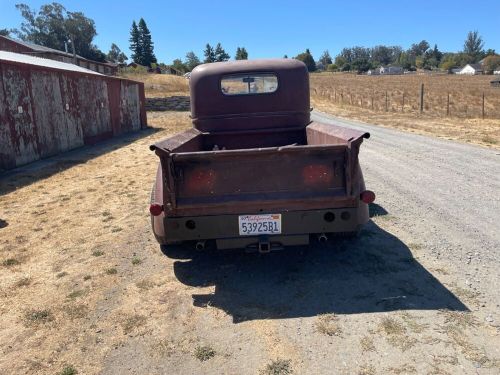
(319, 50, 333, 66)
(214, 43, 229, 62)
(129, 21, 141, 64)
(138, 18, 156, 66)
(463, 30, 484, 61)
(203, 43, 216, 63)
(235, 47, 248, 60)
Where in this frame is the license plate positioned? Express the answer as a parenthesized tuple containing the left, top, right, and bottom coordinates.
(238, 214, 282, 236)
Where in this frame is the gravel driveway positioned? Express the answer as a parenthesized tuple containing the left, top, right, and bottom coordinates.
(312, 110, 500, 300)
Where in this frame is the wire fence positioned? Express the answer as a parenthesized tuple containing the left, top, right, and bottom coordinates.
(311, 76, 500, 120)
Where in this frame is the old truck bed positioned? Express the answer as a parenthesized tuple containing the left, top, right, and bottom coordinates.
(151, 121, 369, 217)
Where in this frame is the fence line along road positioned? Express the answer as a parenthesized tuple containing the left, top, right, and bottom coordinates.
(312, 85, 500, 120)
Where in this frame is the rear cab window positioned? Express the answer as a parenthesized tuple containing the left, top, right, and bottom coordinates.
(221, 73, 278, 96)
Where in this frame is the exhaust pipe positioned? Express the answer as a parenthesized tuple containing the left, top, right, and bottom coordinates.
(318, 233, 328, 243)
(195, 241, 206, 251)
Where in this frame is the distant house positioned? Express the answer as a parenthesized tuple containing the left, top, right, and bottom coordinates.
(494, 69, 500, 75)
(380, 66, 403, 75)
(0, 35, 117, 75)
(458, 64, 483, 75)
(367, 68, 381, 75)
(491, 78, 500, 87)
(315, 62, 325, 71)
(450, 68, 462, 74)
(367, 66, 403, 75)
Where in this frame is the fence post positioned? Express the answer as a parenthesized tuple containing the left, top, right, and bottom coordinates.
(420, 83, 424, 114)
(447, 92, 450, 116)
(385, 91, 388, 112)
(482, 92, 485, 119)
(371, 92, 374, 110)
(402, 91, 405, 112)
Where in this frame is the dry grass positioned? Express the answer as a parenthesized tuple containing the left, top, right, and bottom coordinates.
(0, 111, 191, 374)
(378, 316, 418, 351)
(360, 335, 375, 352)
(261, 359, 293, 375)
(311, 73, 500, 148)
(119, 71, 189, 98)
(315, 313, 342, 336)
(193, 345, 216, 362)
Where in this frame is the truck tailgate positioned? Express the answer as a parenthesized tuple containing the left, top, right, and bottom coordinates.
(169, 144, 351, 213)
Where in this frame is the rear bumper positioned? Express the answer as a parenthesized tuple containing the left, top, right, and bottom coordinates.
(153, 206, 368, 244)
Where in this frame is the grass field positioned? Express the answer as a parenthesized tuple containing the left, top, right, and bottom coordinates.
(310, 73, 500, 147)
(120, 71, 189, 98)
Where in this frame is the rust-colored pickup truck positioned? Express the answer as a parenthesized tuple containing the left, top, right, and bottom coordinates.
(150, 59, 375, 252)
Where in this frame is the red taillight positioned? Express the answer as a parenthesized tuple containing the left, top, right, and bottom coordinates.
(360, 190, 376, 204)
(149, 203, 163, 216)
(185, 168, 216, 193)
(302, 164, 333, 187)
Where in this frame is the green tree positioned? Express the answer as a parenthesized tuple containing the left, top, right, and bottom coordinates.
(319, 50, 333, 66)
(184, 51, 201, 71)
(129, 21, 141, 64)
(214, 43, 229, 62)
(0, 29, 10, 36)
(172, 58, 187, 73)
(14, 2, 105, 61)
(482, 55, 500, 74)
(137, 18, 156, 66)
(463, 30, 484, 61)
(203, 43, 216, 63)
(409, 40, 430, 57)
(295, 48, 316, 72)
(107, 43, 127, 63)
(235, 47, 248, 60)
(397, 51, 412, 70)
(484, 49, 496, 57)
(283, 54, 288, 59)
(334, 55, 347, 70)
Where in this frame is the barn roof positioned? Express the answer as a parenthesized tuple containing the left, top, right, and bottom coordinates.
(0, 35, 83, 59)
(0, 35, 117, 67)
(0, 50, 102, 75)
(468, 63, 483, 70)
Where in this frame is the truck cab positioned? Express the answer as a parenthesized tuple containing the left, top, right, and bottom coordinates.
(150, 59, 374, 252)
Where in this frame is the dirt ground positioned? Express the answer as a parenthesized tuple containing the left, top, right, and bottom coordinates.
(1, 109, 499, 375)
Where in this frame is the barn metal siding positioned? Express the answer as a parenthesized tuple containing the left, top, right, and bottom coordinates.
(0, 59, 146, 171)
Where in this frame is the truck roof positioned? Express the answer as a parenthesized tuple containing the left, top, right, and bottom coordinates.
(189, 59, 310, 132)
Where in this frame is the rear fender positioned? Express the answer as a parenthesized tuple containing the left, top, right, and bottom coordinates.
(151, 163, 167, 244)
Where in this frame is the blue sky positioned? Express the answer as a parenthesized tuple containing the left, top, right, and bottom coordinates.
(1, 0, 499, 63)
